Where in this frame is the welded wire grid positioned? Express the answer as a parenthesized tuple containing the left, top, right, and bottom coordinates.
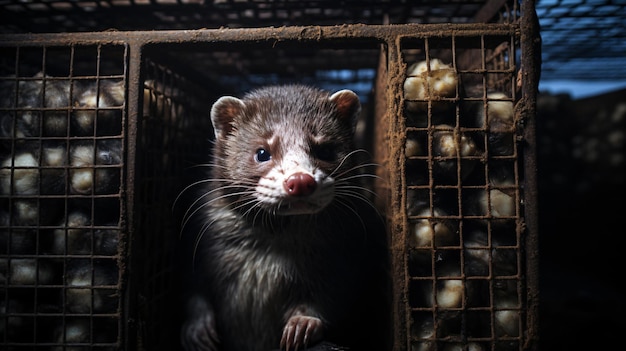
(0, 44, 127, 349)
(0, 0, 498, 32)
(0, 0, 514, 106)
(536, 0, 626, 81)
(134, 58, 215, 350)
(0, 2, 543, 350)
(400, 33, 524, 351)
(0, 0, 624, 83)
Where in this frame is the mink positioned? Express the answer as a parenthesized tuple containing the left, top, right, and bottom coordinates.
(177, 84, 390, 351)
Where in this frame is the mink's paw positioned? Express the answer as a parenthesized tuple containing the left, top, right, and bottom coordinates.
(180, 312, 219, 351)
(280, 315, 323, 351)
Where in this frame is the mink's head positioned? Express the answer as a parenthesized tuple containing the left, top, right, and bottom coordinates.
(208, 84, 364, 215)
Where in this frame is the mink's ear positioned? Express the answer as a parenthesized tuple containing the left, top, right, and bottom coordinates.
(329, 89, 361, 122)
(210, 96, 245, 140)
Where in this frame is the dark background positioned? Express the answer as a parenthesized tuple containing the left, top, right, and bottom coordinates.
(536, 87, 625, 349)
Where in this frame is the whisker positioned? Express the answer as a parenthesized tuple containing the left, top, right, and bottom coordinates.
(174, 177, 238, 211)
(336, 172, 382, 184)
(332, 161, 381, 178)
(332, 197, 369, 238)
(173, 175, 258, 210)
(335, 188, 383, 217)
(180, 188, 257, 235)
(335, 185, 378, 200)
(328, 149, 368, 177)
(192, 217, 220, 267)
(236, 198, 264, 220)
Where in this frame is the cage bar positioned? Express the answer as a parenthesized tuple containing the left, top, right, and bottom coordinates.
(0, 2, 540, 349)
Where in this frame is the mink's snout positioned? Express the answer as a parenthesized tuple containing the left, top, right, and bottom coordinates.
(284, 172, 317, 196)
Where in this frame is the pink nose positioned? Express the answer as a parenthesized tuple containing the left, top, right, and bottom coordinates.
(284, 173, 317, 196)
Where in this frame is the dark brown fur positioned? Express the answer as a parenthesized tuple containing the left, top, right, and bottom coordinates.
(177, 85, 390, 351)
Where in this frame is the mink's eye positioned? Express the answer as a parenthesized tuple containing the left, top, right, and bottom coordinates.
(312, 143, 338, 162)
(255, 148, 271, 162)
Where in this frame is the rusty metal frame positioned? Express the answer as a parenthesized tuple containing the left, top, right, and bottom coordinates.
(0, 15, 540, 350)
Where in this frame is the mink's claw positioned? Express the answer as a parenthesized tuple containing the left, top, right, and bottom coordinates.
(280, 315, 323, 351)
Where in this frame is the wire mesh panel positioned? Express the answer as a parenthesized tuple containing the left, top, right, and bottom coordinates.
(0, 44, 127, 349)
(135, 39, 386, 351)
(0, 2, 540, 349)
(402, 33, 524, 351)
(132, 57, 216, 351)
(0, 0, 502, 33)
(371, 4, 539, 351)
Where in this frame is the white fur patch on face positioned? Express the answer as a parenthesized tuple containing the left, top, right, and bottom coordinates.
(256, 157, 335, 215)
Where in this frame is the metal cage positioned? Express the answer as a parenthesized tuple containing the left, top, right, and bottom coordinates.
(0, 1, 540, 350)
